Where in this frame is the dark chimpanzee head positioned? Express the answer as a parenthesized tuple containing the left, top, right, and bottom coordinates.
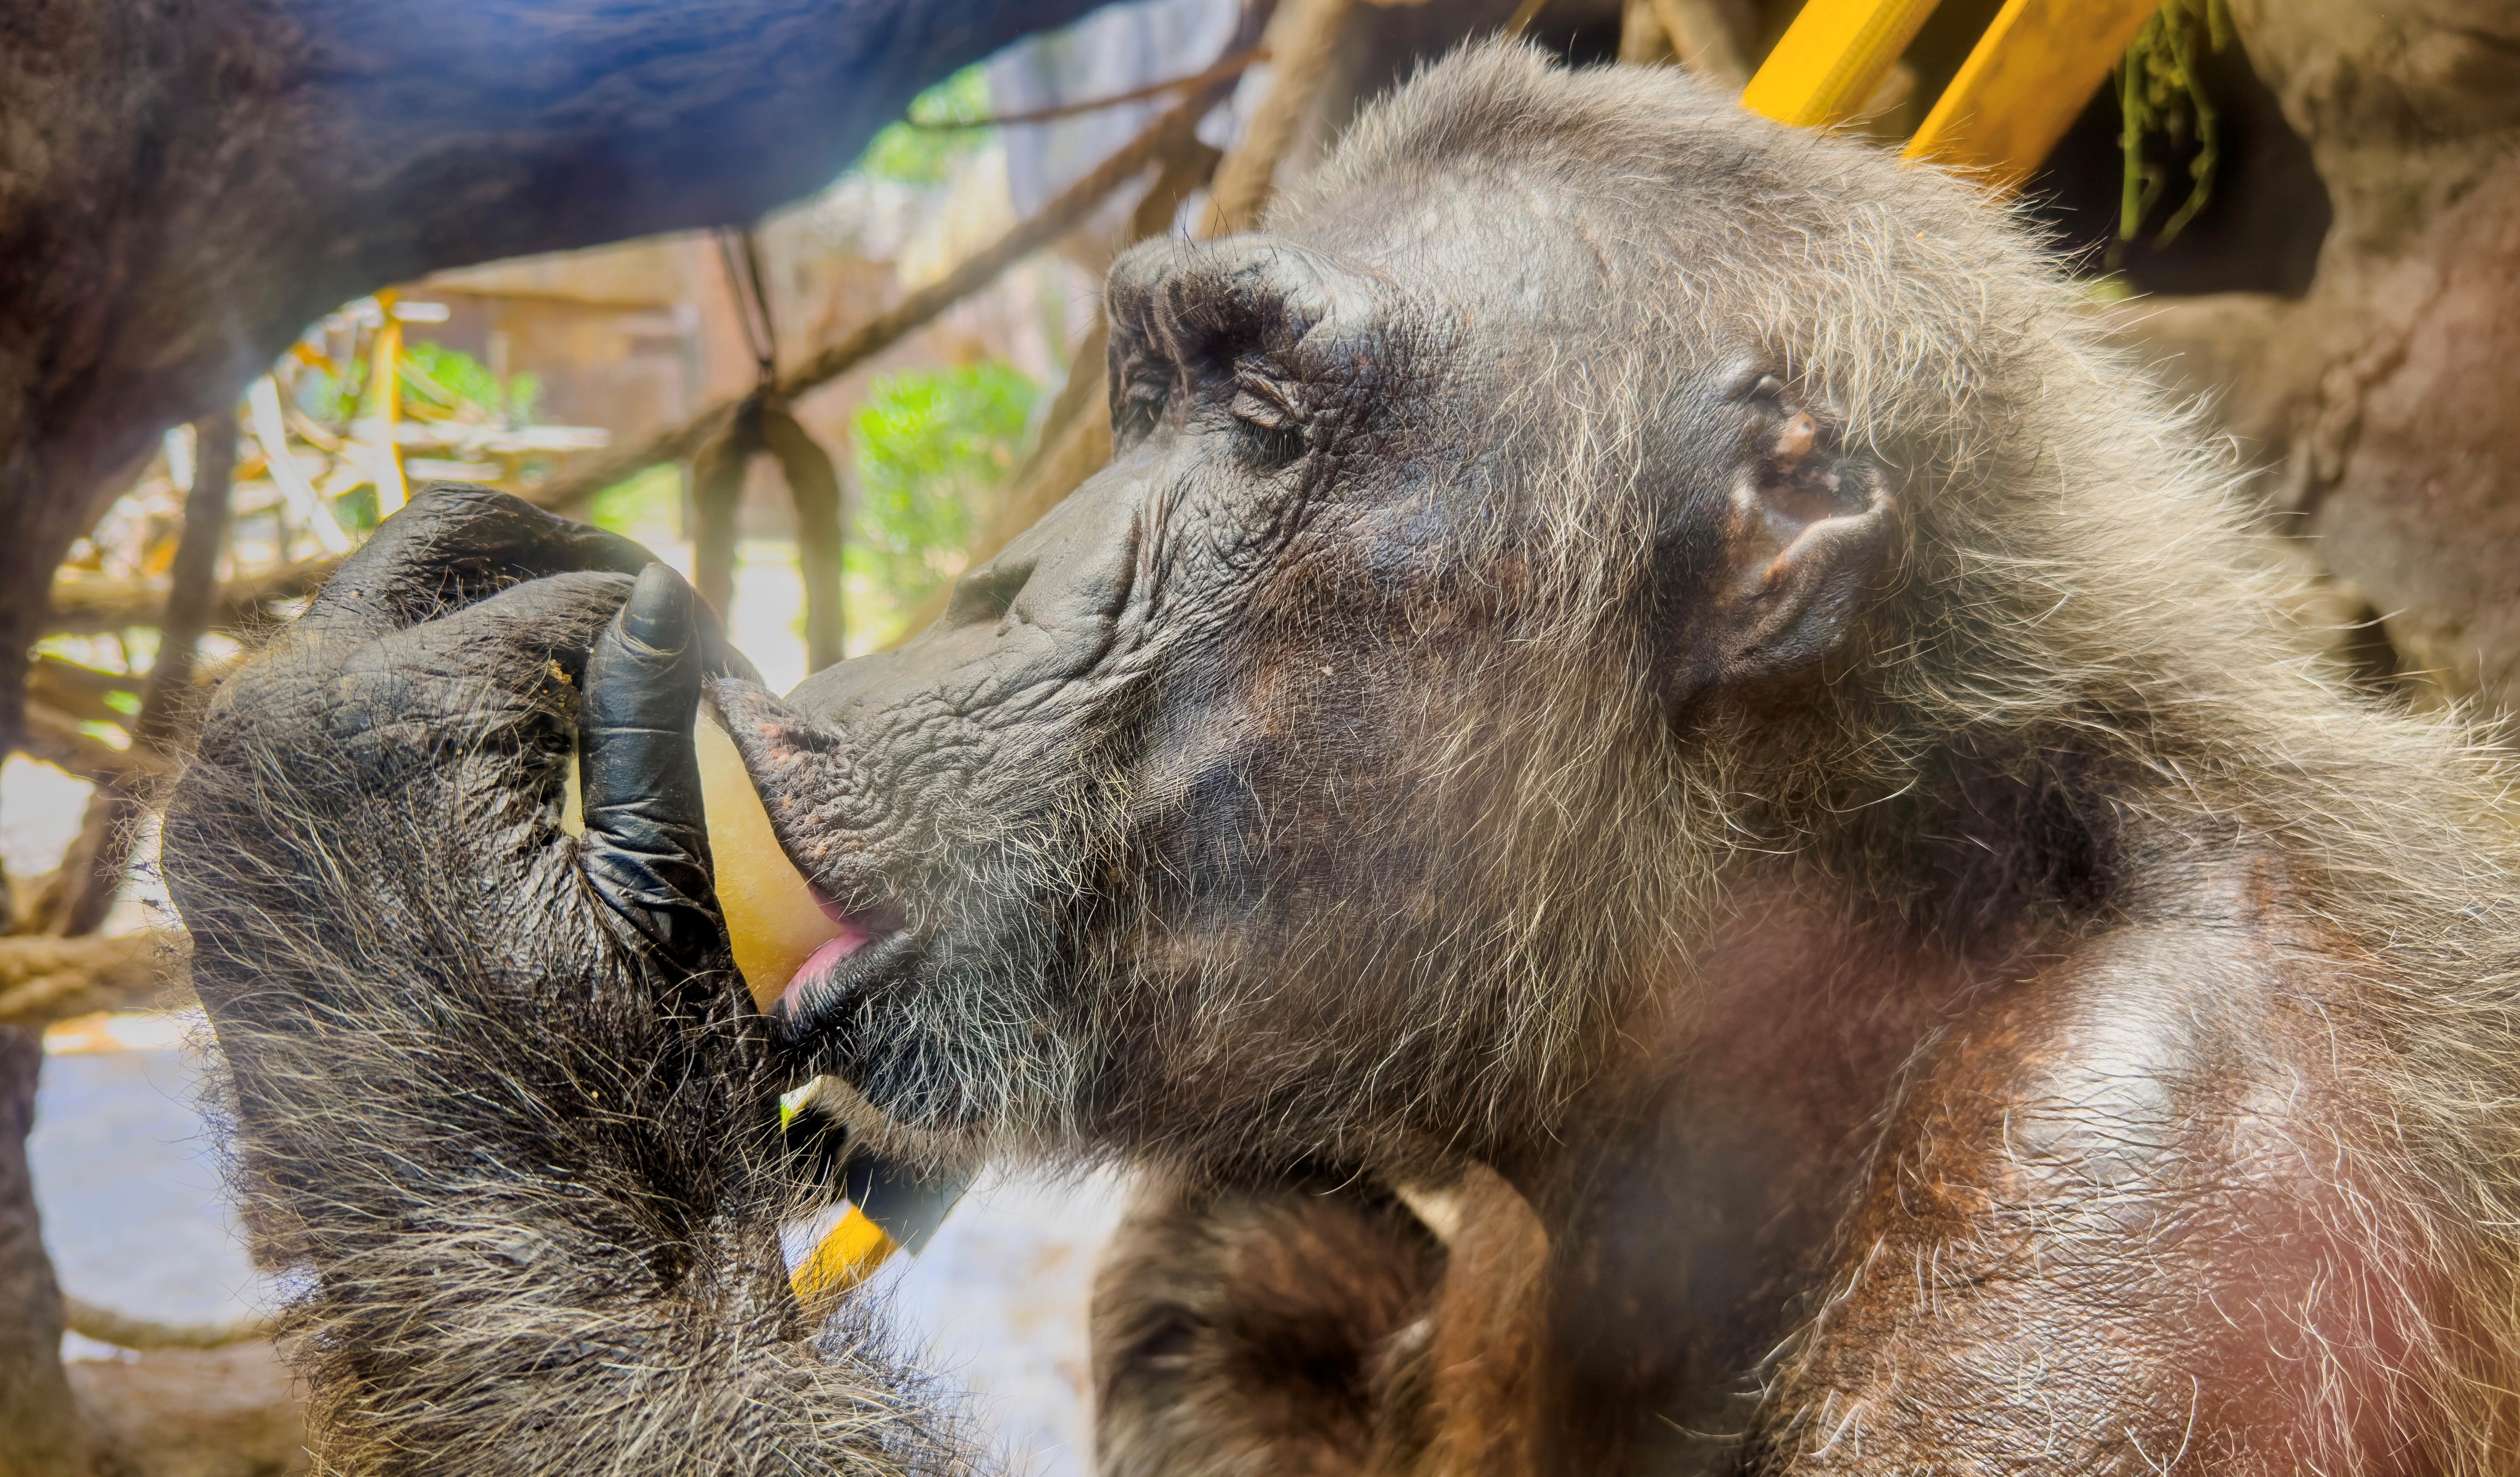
(716, 42, 2180, 1175)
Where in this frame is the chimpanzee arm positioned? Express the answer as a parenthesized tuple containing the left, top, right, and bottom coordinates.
(1745, 922, 2448, 1475)
(1093, 1170, 1443, 1477)
(162, 488, 979, 1476)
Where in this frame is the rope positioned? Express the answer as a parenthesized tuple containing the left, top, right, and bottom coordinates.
(714, 227, 780, 389)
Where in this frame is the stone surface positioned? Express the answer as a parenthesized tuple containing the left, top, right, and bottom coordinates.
(2109, 2, 2520, 714)
(2303, 153, 2520, 704)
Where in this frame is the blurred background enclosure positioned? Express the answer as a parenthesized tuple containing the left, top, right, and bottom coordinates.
(8, 0, 2520, 1473)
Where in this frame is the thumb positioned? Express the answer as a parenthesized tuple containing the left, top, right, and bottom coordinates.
(579, 564, 726, 976)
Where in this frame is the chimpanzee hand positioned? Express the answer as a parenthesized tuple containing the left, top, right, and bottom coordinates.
(161, 486, 974, 1476)
(171, 486, 747, 1090)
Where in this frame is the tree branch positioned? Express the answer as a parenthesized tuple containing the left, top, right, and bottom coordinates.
(64, 1297, 272, 1353)
(42, 556, 337, 638)
(0, 933, 190, 1031)
(16, 702, 170, 789)
(38, 414, 239, 939)
(532, 82, 1225, 515)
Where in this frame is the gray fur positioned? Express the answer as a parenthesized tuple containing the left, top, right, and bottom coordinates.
(165, 550, 982, 1474)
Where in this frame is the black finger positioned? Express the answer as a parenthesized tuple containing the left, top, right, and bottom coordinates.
(302, 484, 660, 644)
(328, 568, 636, 698)
(578, 564, 726, 975)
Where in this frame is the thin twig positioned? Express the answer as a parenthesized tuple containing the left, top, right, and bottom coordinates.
(532, 86, 1224, 517)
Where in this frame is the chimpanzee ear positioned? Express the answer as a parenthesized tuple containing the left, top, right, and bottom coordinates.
(1691, 376, 1896, 688)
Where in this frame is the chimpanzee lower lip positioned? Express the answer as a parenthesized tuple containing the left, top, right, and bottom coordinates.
(784, 923, 877, 1009)
(775, 929, 921, 1039)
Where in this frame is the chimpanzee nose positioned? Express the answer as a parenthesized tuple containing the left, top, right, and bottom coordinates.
(781, 451, 1146, 728)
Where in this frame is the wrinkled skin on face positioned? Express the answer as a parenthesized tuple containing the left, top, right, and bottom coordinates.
(726, 200, 1880, 1171)
(723, 223, 1539, 1155)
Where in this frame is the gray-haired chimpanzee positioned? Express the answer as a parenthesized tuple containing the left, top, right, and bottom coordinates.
(163, 41, 2520, 1477)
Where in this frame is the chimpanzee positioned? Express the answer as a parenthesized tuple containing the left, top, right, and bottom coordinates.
(166, 41, 2520, 1477)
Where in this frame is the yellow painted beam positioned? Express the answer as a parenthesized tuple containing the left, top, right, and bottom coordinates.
(791, 1205, 899, 1303)
(369, 292, 408, 516)
(1741, 0, 1944, 129)
(1904, 0, 2159, 188)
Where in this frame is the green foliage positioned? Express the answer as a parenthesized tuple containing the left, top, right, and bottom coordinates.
(856, 66, 995, 186)
(849, 363, 1037, 633)
(293, 339, 538, 426)
(294, 359, 367, 425)
(2081, 273, 2137, 306)
(590, 464, 685, 545)
(333, 484, 383, 534)
(2117, 0, 2233, 246)
(402, 340, 540, 423)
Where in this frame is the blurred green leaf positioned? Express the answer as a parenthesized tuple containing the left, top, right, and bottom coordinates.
(332, 484, 383, 533)
(849, 362, 1036, 636)
(402, 340, 539, 423)
(857, 66, 995, 186)
(590, 464, 684, 543)
(293, 339, 537, 426)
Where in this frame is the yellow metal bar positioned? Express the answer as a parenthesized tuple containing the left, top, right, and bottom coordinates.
(1904, 0, 2158, 187)
(369, 293, 409, 515)
(1741, 0, 1943, 129)
(790, 1205, 899, 1303)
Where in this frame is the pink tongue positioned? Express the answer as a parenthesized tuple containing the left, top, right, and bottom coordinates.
(781, 923, 876, 1013)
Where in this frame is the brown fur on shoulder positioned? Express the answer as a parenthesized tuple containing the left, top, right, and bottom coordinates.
(1092, 1171, 1441, 1477)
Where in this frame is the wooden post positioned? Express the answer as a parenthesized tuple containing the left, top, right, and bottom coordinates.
(1621, 0, 1677, 64)
(370, 294, 409, 516)
(0, 1026, 99, 1477)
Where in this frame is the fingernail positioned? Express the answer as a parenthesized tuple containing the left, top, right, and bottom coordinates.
(619, 564, 693, 654)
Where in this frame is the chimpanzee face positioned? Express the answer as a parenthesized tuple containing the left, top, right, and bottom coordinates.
(718, 157, 1888, 1166)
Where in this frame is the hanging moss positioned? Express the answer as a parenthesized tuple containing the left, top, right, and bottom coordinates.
(2117, 0, 2232, 247)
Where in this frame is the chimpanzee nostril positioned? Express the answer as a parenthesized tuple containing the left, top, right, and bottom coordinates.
(943, 553, 1035, 629)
